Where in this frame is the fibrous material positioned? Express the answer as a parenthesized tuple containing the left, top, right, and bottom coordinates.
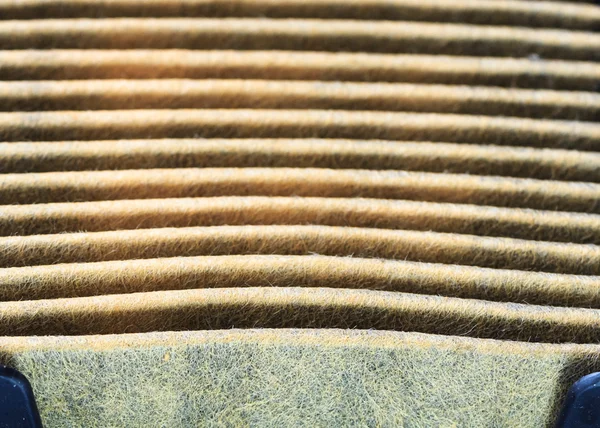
(0, 0, 599, 426)
(5, 329, 600, 427)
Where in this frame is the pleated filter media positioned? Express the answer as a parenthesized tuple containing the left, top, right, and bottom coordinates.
(0, 0, 599, 426)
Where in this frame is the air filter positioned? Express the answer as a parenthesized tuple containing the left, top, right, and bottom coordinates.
(0, 0, 599, 425)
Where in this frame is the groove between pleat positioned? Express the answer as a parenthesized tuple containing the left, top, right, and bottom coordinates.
(2, 79, 597, 121)
(2, 168, 598, 212)
(2, 196, 599, 244)
(0, 0, 597, 30)
(1, 51, 597, 91)
(1, 286, 600, 343)
(1, 254, 599, 307)
(0, 19, 598, 60)
(2, 140, 599, 182)
(1, 225, 598, 274)
(1, 109, 598, 150)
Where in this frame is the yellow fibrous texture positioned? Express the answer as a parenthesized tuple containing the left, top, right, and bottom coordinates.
(0, 0, 599, 426)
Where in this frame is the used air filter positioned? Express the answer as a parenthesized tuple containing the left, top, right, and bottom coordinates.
(0, 0, 599, 425)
